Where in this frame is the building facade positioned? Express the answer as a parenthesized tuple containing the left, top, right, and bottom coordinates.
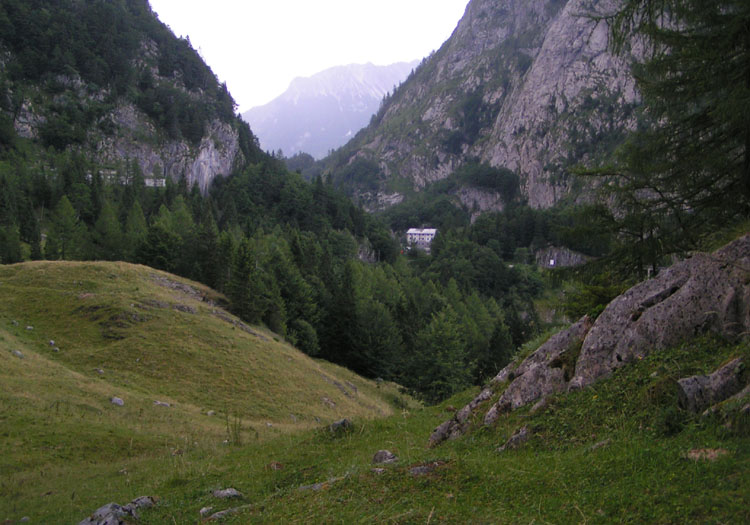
(406, 228, 437, 253)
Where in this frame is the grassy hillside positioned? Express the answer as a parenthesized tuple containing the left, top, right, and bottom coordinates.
(0, 261, 409, 523)
(134, 335, 748, 524)
(1, 262, 748, 524)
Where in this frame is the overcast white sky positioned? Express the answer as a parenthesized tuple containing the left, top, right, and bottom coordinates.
(148, 0, 469, 112)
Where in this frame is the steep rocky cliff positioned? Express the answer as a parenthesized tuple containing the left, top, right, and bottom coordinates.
(94, 104, 241, 194)
(327, 0, 638, 210)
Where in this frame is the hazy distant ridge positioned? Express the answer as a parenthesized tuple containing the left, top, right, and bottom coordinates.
(242, 61, 418, 159)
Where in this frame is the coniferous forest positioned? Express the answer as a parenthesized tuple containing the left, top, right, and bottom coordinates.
(0, 0, 558, 405)
(1, 0, 749, 405)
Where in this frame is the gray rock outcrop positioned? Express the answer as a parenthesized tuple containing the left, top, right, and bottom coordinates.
(430, 235, 750, 446)
(328, 418, 353, 435)
(570, 236, 750, 390)
(372, 450, 399, 464)
(97, 106, 241, 194)
(79, 496, 155, 525)
(485, 315, 593, 425)
(677, 358, 746, 413)
(497, 426, 530, 452)
(535, 246, 591, 269)
(212, 488, 243, 499)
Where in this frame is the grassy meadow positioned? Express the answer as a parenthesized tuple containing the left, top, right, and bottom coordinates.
(1, 261, 748, 523)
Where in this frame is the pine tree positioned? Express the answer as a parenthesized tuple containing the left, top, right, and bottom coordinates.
(0, 225, 22, 263)
(136, 223, 181, 272)
(124, 201, 147, 261)
(194, 206, 221, 289)
(228, 237, 266, 324)
(408, 306, 472, 404)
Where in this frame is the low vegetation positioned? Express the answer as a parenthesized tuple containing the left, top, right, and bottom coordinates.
(2, 261, 746, 523)
(0, 261, 410, 523)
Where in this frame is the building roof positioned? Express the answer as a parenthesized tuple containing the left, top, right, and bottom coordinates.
(407, 228, 437, 235)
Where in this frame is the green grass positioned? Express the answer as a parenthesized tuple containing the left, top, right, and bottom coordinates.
(1, 262, 748, 523)
(139, 336, 748, 524)
(0, 261, 410, 523)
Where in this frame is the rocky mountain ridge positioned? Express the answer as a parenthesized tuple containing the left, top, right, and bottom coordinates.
(327, 0, 639, 210)
(243, 62, 418, 159)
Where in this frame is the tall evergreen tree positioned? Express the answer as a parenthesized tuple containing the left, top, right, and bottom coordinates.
(600, 0, 750, 264)
(408, 306, 472, 404)
(194, 205, 221, 288)
(0, 225, 22, 263)
(47, 195, 86, 260)
(92, 200, 123, 260)
(136, 223, 181, 272)
(124, 200, 148, 261)
(228, 237, 266, 324)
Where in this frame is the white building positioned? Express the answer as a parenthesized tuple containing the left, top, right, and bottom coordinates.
(406, 228, 437, 252)
(144, 178, 167, 188)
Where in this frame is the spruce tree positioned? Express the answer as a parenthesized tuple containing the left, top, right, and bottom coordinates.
(47, 196, 86, 260)
(92, 200, 123, 261)
(409, 306, 472, 405)
(124, 201, 148, 261)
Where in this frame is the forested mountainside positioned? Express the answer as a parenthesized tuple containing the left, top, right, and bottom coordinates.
(243, 61, 418, 160)
(0, 0, 261, 192)
(2, 0, 749, 521)
(325, 0, 638, 211)
(0, 0, 551, 405)
(1, 0, 746, 405)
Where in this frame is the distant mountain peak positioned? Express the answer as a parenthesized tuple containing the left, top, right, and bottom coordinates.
(242, 61, 418, 159)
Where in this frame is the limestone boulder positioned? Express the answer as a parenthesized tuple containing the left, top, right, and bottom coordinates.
(677, 358, 745, 413)
(429, 235, 750, 446)
(570, 235, 750, 390)
(484, 315, 592, 425)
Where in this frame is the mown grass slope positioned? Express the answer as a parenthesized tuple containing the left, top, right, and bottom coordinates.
(0, 261, 409, 523)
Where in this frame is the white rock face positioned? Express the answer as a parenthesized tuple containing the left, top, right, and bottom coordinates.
(482, 0, 638, 208)
(13, 100, 45, 139)
(457, 187, 505, 222)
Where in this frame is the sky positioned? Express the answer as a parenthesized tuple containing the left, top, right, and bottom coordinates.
(148, 0, 469, 112)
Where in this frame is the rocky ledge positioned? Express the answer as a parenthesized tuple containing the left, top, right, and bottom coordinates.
(431, 234, 750, 446)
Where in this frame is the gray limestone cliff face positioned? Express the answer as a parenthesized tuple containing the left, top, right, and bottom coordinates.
(97, 104, 241, 194)
(481, 0, 639, 208)
(535, 246, 591, 269)
(12, 97, 241, 195)
(457, 187, 506, 222)
(337, 0, 637, 210)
